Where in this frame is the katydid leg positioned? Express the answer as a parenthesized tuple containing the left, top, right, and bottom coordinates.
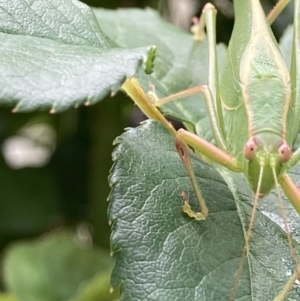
(273, 170, 300, 297)
(175, 129, 239, 220)
(279, 173, 300, 215)
(273, 266, 300, 301)
(288, 146, 300, 170)
(177, 129, 240, 172)
(176, 138, 208, 220)
(192, 3, 222, 125)
(200, 3, 226, 143)
(149, 85, 228, 151)
(267, 0, 291, 25)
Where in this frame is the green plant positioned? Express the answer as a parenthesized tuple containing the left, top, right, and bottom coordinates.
(1, 0, 300, 301)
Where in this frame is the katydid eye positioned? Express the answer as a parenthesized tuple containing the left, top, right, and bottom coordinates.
(243, 140, 257, 160)
(278, 143, 291, 163)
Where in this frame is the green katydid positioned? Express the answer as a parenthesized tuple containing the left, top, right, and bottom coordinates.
(157, 0, 300, 299)
(122, 0, 300, 299)
(148, 0, 300, 220)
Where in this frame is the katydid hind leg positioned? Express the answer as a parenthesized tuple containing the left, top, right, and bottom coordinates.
(192, 2, 223, 130)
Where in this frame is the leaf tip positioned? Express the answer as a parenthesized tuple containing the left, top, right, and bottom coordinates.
(84, 99, 91, 106)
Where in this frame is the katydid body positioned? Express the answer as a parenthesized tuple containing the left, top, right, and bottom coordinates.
(222, 0, 294, 195)
(150, 0, 300, 217)
(145, 0, 300, 299)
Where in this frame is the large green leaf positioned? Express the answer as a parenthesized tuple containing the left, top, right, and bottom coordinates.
(3, 231, 116, 301)
(108, 120, 300, 301)
(0, 0, 154, 112)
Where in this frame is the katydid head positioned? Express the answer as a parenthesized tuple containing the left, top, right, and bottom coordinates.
(243, 133, 292, 195)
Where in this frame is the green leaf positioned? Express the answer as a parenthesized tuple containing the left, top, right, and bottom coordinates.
(3, 231, 115, 301)
(0, 0, 154, 112)
(0, 0, 108, 47)
(94, 7, 227, 141)
(108, 120, 300, 301)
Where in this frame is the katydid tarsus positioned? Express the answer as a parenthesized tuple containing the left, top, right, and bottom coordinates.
(145, 0, 300, 300)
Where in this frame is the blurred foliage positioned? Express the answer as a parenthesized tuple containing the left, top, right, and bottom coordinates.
(3, 231, 119, 301)
(0, 0, 294, 300)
